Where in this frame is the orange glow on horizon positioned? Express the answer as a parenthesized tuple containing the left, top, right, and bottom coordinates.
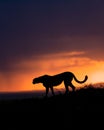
(0, 51, 104, 92)
(90, 71, 104, 84)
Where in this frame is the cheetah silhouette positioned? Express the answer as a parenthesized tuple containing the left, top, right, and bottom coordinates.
(32, 71, 88, 96)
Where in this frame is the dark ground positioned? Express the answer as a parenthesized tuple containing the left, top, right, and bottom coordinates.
(0, 86, 104, 129)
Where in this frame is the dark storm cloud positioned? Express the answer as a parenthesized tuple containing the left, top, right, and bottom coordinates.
(0, 0, 104, 72)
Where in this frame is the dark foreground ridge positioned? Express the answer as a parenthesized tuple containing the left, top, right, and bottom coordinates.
(0, 85, 104, 129)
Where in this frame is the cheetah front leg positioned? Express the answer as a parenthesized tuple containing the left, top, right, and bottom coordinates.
(45, 87, 49, 97)
(50, 87, 55, 96)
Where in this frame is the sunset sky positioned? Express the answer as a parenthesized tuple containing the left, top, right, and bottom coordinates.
(0, 0, 104, 92)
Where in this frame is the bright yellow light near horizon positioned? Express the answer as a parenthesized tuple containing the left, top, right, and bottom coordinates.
(90, 71, 104, 83)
